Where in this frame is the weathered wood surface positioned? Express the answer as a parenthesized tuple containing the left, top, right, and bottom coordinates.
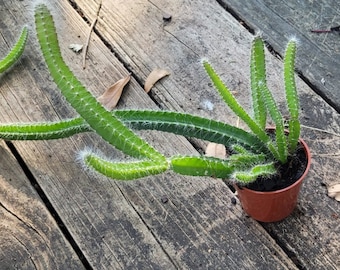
(219, 0, 340, 112)
(0, 0, 339, 269)
(0, 140, 84, 269)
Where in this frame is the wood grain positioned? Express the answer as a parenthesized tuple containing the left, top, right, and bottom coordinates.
(72, 0, 340, 269)
(1, 0, 296, 268)
(0, 140, 84, 269)
(0, 0, 339, 269)
(219, 0, 340, 112)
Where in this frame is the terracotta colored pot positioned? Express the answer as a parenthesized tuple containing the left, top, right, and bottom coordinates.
(235, 137, 311, 222)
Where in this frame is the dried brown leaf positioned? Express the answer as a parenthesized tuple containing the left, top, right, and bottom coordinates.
(205, 143, 226, 159)
(144, 68, 170, 93)
(327, 183, 340, 201)
(98, 75, 131, 110)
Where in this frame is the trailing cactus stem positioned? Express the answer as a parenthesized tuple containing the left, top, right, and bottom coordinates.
(284, 39, 300, 152)
(34, 4, 164, 162)
(0, 119, 91, 140)
(284, 40, 299, 119)
(229, 152, 266, 168)
(0, 26, 28, 73)
(0, 110, 268, 156)
(250, 37, 267, 128)
(258, 82, 287, 163)
(81, 151, 169, 180)
(202, 60, 271, 149)
(115, 110, 269, 153)
(233, 162, 276, 184)
(287, 119, 300, 152)
(170, 156, 234, 178)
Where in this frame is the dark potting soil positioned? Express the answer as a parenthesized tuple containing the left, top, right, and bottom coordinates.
(245, 144, 308, 192)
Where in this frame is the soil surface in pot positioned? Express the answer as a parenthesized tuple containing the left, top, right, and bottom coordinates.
(245, 144, 308, 192)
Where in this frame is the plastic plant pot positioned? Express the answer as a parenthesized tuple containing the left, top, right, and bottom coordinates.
(235, 137, 311, 222)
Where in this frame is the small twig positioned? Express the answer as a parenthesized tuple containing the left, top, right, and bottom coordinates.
(310, 29, 332, 33)
(83, 1, 102, 69)
(311, 25, 340, 34)
(301, 124, 340, 137)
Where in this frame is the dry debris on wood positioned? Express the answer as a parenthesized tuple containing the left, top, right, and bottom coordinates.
(144, 68, 170, 93)
(69, 43, 83, 53)
(205, 142, 226, 159)
(97, 75, 131, 110)
(328, 183, 340, 201)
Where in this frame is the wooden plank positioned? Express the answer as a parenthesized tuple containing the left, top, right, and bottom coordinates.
(0, 0, 302, 269)
(219, 0, 340, 112)
(0, 1, 178, 268)
(0, 140, 84, 269)
(71, 0, 340, 269)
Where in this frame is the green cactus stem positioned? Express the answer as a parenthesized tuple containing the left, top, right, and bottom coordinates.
(0, 26, 28, 73)
(34, 4, 165, 162)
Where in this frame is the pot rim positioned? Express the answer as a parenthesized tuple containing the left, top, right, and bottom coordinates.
(238, 136, 311, 195)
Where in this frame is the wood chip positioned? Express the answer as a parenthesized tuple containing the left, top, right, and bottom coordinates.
(69, 44, 83, 53)
(144, 68, 170, 93)
(327, 183, 340, 201)
(97, 75, 131, 110)
(205, 143, 226, 159)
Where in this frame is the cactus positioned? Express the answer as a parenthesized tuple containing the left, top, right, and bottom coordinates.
(284, 39, 300, 152)
(0, 4, 302, 185)
(0, 26, 28, 73)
